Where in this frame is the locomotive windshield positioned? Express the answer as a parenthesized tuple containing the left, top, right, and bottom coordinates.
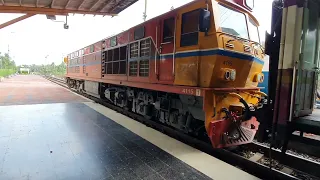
(248, 18, 260, 43)
(218, 4, 248, 39)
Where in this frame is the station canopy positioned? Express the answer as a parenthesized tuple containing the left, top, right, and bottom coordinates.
(0, 0, 138, 28)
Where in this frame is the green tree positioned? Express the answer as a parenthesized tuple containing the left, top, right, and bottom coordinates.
(0, 52, 16, 77)
(28, 61, 66, 76)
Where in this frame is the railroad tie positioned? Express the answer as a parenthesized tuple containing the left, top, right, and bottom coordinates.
(280, 167, 293, 174)
(249, 153, 264, 162)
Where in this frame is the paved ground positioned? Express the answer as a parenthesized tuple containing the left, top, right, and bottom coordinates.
(0, 103, 211, 180)
(0, 75, 89, 106)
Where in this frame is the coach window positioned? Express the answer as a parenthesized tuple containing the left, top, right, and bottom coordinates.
(110, 36, 117, 47)
(113, 48, 120, 74)
(134, 26, 145, 40)
(139, 38, 151, 77)
(106, 50, 113, 74)
(163, 17, 175, 43)
(90, 45, 95, 53)
(119, 46, 127, 74)
(181, 9, 200, 47)
(105, 46, 127, 75)
(129, 42, 139, 76)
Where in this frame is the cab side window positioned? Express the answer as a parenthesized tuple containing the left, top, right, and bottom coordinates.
(163, 17, 175, 43)
(181, 9, 200, 47)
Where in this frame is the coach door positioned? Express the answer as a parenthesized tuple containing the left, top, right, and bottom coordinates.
(158, 16, 176, 83)
(294, 1, 320, 117)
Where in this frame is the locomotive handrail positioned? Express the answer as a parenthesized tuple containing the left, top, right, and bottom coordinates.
(160, 41, 172, 45)
(216, 31, 249, 42)
(217, 31, 265, 53)
(253, 91, 267, 97)
(229, 92, 252, 121)
(228, 92, 243, 99)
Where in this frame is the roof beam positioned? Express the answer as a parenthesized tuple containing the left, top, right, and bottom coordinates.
(89, 0, 101, 11)
(19, 0, 22, 6)
(1, 0, 4, 5)
(64, 0, 71, 9)
(0, 14, 35, 29)
(0, 5, 116, 16)
(51, 0, 55, 8)
(36, 0, 39, 7)
(77, 0, 86, 10)
(97, 0, 112, 12)
(108, 0, 126, 13)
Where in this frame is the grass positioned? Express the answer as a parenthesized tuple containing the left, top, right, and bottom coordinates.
(0, 69, 16, 77)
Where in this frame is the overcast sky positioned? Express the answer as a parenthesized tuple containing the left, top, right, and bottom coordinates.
(0, 0, 272, 65)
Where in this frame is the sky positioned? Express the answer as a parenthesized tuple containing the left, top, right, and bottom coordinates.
(0, 0, 273, 66)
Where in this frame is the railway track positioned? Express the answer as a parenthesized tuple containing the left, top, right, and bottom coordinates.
(45, 75, 320, 180)
(242, 142, 320, 179)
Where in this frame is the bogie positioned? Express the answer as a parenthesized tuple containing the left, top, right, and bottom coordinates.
(67, 79, 205, 136)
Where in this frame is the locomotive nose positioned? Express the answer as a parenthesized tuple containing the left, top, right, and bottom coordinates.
(204, 92, 262, 148)
(208, 116, 259, 148)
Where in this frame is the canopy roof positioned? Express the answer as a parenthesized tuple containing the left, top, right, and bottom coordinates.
(0, 0, 138, 16)
(0, 0, 138, 29)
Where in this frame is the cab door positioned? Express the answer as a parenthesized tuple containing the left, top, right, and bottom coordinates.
(174, 8, 201, 86)
(158, 16, 176, 83)
(294, 1, 320, 117)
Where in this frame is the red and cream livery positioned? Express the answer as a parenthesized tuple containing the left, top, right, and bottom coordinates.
(65, 0, 266, 148)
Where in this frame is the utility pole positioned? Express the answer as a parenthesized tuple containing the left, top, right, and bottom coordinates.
(45, 55, 49, 75)
(7, 32, 15, 56)
(142, 0, 147, 22)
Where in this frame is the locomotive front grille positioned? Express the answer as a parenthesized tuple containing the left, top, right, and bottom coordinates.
(225, 126, 255, 145)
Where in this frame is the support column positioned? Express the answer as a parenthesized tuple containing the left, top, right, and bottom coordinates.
(273, 0, 304, 147)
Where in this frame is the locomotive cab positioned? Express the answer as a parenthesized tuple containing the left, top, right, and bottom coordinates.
(174, 0, 267, 147)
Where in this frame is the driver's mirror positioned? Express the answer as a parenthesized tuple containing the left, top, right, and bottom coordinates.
(199, 9, 211, 32)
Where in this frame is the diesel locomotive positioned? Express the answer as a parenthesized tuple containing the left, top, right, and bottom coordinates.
(65, 0, 267, 148)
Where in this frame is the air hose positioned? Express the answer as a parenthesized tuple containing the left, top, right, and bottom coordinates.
(221, 107, 241, 141)
(239, 98, 252, 121)
(228, 93, 252, 121)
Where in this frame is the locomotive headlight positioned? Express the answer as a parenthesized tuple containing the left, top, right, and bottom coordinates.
(230, 69, 236, 81)
(220, 68, 236, 81)
(253, 73, 264, 83)
(225, 71, 231, 80)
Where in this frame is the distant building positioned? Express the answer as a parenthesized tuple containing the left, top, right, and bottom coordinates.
(19, 67, 30, 74)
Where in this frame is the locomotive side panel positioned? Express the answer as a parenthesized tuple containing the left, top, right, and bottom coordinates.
(66, 49, 82, 78)
(127, 20, 158, 84)
(83, 42, 102, 79)
(173, 1, 206, 87)
(102, 31, 130, 81)
(155, 11, 177, 84)
(66, 41, 102, 80)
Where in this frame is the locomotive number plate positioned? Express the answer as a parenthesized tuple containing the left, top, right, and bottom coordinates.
(223, 60, 232, 66)
(182, 89, 201, 96)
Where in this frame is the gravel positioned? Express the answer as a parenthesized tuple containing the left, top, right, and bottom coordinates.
(287, 149, 320, 163)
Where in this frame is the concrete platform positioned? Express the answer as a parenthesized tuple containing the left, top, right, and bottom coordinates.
(1, 103, 202, 180)
(0, 75, 258, 180)
(0, 75, 89, 106)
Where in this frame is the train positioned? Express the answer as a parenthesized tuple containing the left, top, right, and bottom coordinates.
(65, 0, 267, 148)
